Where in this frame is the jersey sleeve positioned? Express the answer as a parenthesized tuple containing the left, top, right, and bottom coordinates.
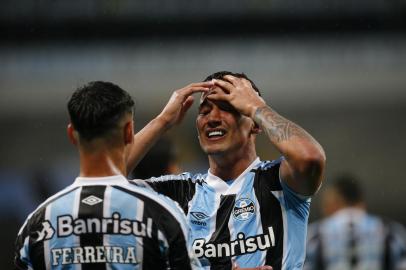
(260, 158, 311, 220)
(274, 157, 311, 221)
(14, 220, 33, 270)
(131, 173, 197, 214)
(152, 193, 202, 270)
(280, 179, 311, 220)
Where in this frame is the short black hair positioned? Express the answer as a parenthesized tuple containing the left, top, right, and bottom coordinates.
(67, 81, 135, 141)
(332, 174, 364, 205)
(203, 71, 261, 96)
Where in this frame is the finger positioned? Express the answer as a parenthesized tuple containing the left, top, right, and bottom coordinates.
(186, 81, 214, 92)
(181, 96, 194, 113)
(240, 78, 253, 88)
(177, 85, 211, 99)
(224, 75, 253, 91)
(224, 75, 250, 90)
(176, 96, 194, 123)
(206, 91, 229, 102)
(223, 75, 239, 85)
(190, 81, 215, 88)
(212, 79, 232, 94)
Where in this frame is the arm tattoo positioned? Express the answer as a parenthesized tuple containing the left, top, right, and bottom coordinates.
(254, 106, 310, 143)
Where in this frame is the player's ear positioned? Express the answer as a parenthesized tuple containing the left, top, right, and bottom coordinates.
(124, 120, 134, 145)
(67, 123, 78, 145)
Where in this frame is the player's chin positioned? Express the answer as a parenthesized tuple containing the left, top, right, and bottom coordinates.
(201, 145, 226, 156)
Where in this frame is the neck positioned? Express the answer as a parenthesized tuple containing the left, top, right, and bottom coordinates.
(208, 148, 257, 180)
(78, 146, 127, 178)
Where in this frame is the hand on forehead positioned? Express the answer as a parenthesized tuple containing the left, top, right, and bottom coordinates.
(199, 75, 241, 103)
(199, 74, 264, 117)
(199, 87, 239, 114)
(199, 86, 224, 104)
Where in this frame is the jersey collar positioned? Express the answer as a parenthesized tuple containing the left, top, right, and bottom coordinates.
(73, 174, 128, 187)
(206, 157, 261, 194)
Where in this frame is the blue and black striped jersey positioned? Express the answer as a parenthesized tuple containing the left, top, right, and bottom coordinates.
(15, 175, 200, 270)
(135, 158, 311, 270)
(305, 208, 406, 270)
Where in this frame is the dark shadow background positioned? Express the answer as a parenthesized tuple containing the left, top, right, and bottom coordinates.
(1, 0, 406, 268)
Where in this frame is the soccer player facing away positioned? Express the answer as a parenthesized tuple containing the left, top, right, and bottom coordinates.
(127, 71, 326, 269)
(14, 81, 205, 270)
(305, 174, 406, 270)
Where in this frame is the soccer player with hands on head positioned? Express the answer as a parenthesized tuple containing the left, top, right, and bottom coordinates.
(128, 71, 326, 270)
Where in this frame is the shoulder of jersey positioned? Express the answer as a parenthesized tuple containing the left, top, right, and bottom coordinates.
(256, 158, 283, 170)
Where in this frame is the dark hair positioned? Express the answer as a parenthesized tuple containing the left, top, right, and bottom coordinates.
(131, 137, 176, 179)
(67, 81, 135, 141)
(203, 71, 261, 96)
(332, 174, 363, 205)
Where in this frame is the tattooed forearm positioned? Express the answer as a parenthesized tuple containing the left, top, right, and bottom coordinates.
(254, 106, 311, 143)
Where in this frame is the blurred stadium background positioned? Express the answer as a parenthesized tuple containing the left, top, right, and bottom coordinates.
(1, 0, 406, 268)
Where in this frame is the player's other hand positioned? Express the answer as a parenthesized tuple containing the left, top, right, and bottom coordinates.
(209, 75, 266, 118)
(232, 265, 273, 270)
(232, 261, 273, 270)
(157, 82, 213, 129)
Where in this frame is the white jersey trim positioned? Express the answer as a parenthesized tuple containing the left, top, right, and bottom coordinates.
(206, 157, 261, 194)
(72, 175, 128, 186)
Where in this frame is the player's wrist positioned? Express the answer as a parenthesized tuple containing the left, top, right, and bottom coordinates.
(249, 103, 266, 119)
(154, 114, 174, 131)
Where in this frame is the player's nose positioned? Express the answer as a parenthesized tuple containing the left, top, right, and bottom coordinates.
(207, 107, 222, 127)
(207, 118, 222, 128)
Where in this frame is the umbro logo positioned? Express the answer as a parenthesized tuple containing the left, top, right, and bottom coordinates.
(190, 211, 209, 220)
(190, 212, 209, 227)
(82, 195, 103, 206)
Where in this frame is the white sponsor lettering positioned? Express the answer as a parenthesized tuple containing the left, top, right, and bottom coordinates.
(51, 246, 138, 265)
(57, 213, 153, 238)
(58, 216, 73, 236)
(192, 226, 276, 258)
(72, 247, 83, 263)
(52, 249, 63, 266)
(193, 238, 205, 257)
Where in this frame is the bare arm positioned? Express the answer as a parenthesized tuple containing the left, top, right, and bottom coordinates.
(125, 82, 212, 175)
(210, 76, 325, 196)
(253, 106, 325, 196)
(125, 116, 171, 175)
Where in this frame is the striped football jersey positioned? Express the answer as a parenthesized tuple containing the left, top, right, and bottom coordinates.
(305, 208, 406, 270)
(14, 175, 200, 270)
(134, 158, 311, 270)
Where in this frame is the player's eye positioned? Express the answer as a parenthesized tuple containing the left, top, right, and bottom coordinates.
(199, 108, 210, 116)
(216, 101, 238, 114)
(198, 104, 211, 116)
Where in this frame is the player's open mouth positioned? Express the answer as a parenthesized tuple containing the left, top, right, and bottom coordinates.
(206, 129, 226, 139)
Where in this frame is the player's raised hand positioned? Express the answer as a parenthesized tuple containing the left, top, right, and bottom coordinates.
(209, 75, 266, 118)
(157, 82, 213, 128)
